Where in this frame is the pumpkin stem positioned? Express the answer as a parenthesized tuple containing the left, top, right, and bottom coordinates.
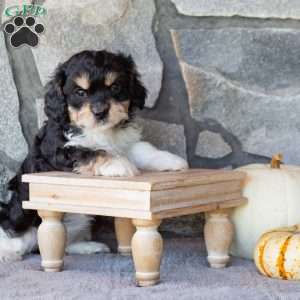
(270, 153, 283, 169)
(296, 224, 300, 233)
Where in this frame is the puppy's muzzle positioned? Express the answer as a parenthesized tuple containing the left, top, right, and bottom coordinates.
(91, 102, 109, 120)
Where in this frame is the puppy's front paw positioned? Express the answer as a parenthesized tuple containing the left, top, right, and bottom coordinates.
(0, 250, 22, 263)
(73, 162, 94, 176)
(96, 156, 140, 177)
(66, 241, 110, 255)
(150, 151, 189, 171)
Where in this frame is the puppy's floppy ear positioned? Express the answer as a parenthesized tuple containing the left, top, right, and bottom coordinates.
(44, 63, 69, 124)
(127, 56, 147, 110)
(130, 74, 147, 110)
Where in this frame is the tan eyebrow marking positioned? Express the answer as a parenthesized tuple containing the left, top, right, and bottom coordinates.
(74, 73, 90, 90)
(104, 72, 118, 86)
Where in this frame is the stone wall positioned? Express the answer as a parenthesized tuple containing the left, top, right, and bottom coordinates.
(1, 0, 299, 236)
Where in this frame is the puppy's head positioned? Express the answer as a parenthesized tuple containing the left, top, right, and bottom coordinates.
(44, 50, 147, 129)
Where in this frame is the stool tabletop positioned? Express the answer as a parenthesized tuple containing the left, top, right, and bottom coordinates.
(22, 169, 247, 220)
(22, 169, 245, 191)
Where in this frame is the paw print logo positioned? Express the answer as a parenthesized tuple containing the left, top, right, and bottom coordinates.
(4, 16, 44, 48)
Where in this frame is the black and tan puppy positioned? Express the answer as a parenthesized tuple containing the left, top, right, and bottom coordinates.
(0, 50, 188, 262)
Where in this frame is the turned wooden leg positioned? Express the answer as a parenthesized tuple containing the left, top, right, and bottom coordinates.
(114, 217, 135, 255)
(204, 209, 234, 268)
(37, 210, 66, 272)
(131, 219, 163, 287)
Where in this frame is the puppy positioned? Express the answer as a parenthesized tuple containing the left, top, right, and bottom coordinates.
(0, 50, 188, 262)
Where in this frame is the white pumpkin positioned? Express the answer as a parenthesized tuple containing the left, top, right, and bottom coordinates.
(231, 154, 300, 259)
(254, 225, 300, 280)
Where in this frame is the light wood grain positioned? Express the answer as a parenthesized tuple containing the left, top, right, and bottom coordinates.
(23, 197, 246, 220)
(153, 197, 247, 219)
(23, 201, 152, 219)
(23, 169, 247, 219)
(150, 180, 242, 209)
(132, 219, 163, 287)
(22, 169, 245, 191)
(23, 172, 152, 191)
(37, 210, 66, 272)
(151, 192, 242, 213)
(204, 209, 234, 268)
(30, 183, 150, 210)
(28, 181, 241, 213)
(114, 218, 135, 255)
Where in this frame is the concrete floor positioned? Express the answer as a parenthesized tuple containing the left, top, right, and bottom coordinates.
(0, 238, 299, 300)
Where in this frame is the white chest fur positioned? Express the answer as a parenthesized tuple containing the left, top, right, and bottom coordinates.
(64, 122, 142, 156)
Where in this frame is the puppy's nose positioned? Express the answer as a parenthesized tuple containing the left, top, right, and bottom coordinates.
(91, 103, 109, 119)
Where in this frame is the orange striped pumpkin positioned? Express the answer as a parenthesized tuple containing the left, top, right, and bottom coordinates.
(254, 225, 300, 280)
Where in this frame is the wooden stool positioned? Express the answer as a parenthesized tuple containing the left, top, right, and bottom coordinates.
(22, 169, 246, 286)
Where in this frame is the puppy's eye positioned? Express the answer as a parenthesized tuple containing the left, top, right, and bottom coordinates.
(111, 84, 121, 94)
(75, 88, 87, 97)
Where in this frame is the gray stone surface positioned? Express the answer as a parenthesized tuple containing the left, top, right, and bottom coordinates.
(35, 98, 47, 128)
(0, 1, 4, 23)
(0, 32, 28, 202)
(136, 118, 187, 159)
(0, 163, 14, 204)
(0, 32, 27, 164)
(70, 0, 129, 26)
(170, 0, 300, 19)
(196, 130, 231, 159)
(5, 42, 43, 148)
(31, 0, 162, 108)
(172, 28, 300, 164)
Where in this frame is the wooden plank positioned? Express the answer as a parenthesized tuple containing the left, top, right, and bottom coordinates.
(150, 180, 242, 209)
(151, 192, 242, 213)
(22, 169, 245, 191)
(29, 181, 242, 212)
(150, 171, 245, 191)
(219, 198, 248, 209)
(153, 197, 247, 219)
(22, 201, 152, 219)
(153, 203, 218, 219)
(29, 183, 150, 210)
(22, 196, 247, 220)
(23, 172, 152, 191)
(22, 169, 247, 220)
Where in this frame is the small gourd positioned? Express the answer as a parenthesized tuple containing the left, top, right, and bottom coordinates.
(254, 225, 300, 280)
